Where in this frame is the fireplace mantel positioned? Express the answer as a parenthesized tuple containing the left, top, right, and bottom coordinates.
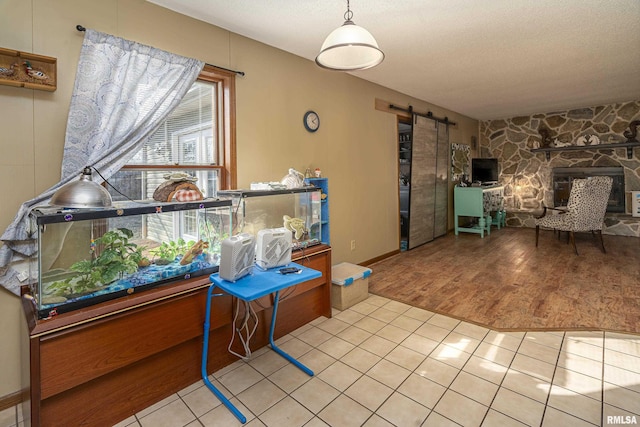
(531, 141, 640, 160)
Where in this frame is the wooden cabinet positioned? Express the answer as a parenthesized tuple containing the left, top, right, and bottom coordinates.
(21, 245, 331, 427)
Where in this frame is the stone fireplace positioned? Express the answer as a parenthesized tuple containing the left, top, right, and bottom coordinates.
(479, 100, 640, 237)
(552, 167, 625, 213)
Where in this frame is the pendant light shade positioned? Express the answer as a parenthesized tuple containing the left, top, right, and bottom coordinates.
(316, 1, 384, 71)
(50, 167, 113, 209)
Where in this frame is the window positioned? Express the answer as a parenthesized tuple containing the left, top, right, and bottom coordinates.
(108, 64, 236, 202)
(106, 65, 236, 244)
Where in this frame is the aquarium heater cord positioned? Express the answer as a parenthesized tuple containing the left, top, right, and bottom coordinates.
(249, 284, 297, 312)
(228, 297, 259, 361)
(92, 166, 141, 204)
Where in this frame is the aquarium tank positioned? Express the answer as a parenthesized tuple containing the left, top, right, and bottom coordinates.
(29, 199, 231, 319)
(218, 187, 322, 250)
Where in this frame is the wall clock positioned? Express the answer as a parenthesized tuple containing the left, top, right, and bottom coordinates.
(303, 110, 320, 133)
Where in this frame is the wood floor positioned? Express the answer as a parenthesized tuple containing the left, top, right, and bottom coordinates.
(368, 227, 640, 334)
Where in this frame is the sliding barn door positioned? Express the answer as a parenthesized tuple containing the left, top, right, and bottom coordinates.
(408, 115, 437, 249)
(407, 116, 449, 249)
(434, 121, 449, 238)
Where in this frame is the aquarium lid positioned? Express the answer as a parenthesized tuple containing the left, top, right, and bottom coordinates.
(218, 186, 320, 198)
(32, 198, 232, 225)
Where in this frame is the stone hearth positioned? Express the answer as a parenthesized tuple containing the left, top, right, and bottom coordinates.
(480, 100, 640, 237)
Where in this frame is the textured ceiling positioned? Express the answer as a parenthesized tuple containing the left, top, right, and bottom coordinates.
(148, 0, 640, 120)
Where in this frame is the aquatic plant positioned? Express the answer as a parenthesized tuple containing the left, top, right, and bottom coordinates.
(199, 216, 227, 254)
(149, 238, 195, 263)
(48, 228, 140, 296)
(129, 244, 150, 267)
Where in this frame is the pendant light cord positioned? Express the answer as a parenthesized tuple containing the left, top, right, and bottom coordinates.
(344, 0, 353, 21)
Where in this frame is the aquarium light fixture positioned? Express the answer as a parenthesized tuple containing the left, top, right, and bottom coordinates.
(50, 166, 113, 208)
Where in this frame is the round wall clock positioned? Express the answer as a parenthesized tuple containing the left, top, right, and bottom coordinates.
(303, 110, 320, 132)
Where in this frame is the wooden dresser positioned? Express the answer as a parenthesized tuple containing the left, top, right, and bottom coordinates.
(21, 244, 331, 427)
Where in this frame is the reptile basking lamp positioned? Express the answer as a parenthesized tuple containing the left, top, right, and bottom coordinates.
(50, 167, 113, 208)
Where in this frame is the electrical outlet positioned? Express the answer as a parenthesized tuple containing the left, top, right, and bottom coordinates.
(350, 240, 356, 251)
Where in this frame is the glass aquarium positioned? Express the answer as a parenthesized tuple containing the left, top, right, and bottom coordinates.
(218, 187, 322, 250)
(29, 199, 232, 319)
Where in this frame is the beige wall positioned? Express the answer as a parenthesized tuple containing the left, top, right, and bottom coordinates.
(0, 0, 478, 397)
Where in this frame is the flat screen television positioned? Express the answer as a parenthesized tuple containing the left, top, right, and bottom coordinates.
(471, 158, 499, 184)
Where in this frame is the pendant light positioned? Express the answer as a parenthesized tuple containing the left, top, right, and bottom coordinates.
(315, 0, 384, 71)
(50, 167, 113, 208)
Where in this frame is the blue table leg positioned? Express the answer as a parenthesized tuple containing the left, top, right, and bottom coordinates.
(268, 290, 314, 376)
(201, 285, 247, 424)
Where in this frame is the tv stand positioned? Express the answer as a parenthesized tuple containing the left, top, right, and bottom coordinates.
(454, 186, 505, 237)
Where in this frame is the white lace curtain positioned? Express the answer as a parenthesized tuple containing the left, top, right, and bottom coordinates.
(0, 29, 204, 295)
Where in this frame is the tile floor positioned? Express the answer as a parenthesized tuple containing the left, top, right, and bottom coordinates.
(2, 294, 640, 427)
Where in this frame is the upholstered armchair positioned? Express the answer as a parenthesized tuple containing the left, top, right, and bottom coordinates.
(535, 176, 613, 255)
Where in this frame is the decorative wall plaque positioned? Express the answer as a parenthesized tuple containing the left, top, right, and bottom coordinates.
(0, 47, 57, 91)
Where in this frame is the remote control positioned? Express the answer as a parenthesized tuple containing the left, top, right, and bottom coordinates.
(279, 267, 301, 275)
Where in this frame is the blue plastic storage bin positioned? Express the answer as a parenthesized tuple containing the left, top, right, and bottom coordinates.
(331, 262, 372, 310)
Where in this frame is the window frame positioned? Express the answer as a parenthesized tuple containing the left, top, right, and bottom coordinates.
(120, 64, 237, 191)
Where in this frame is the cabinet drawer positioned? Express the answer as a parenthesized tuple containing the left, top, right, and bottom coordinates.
(39, 289, 232, 399)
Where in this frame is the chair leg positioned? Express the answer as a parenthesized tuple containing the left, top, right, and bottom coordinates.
(596, 230, 606, 253)
(535, 226, 539, 247)
(569, 231, 578, 255)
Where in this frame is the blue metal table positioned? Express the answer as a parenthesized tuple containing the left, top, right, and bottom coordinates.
(202, 262, 321, 423)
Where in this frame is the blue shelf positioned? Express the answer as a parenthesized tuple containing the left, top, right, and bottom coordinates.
(305, 177, 330, 245)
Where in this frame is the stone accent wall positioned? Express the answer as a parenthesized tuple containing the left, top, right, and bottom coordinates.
(480, 101, 640, 237)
